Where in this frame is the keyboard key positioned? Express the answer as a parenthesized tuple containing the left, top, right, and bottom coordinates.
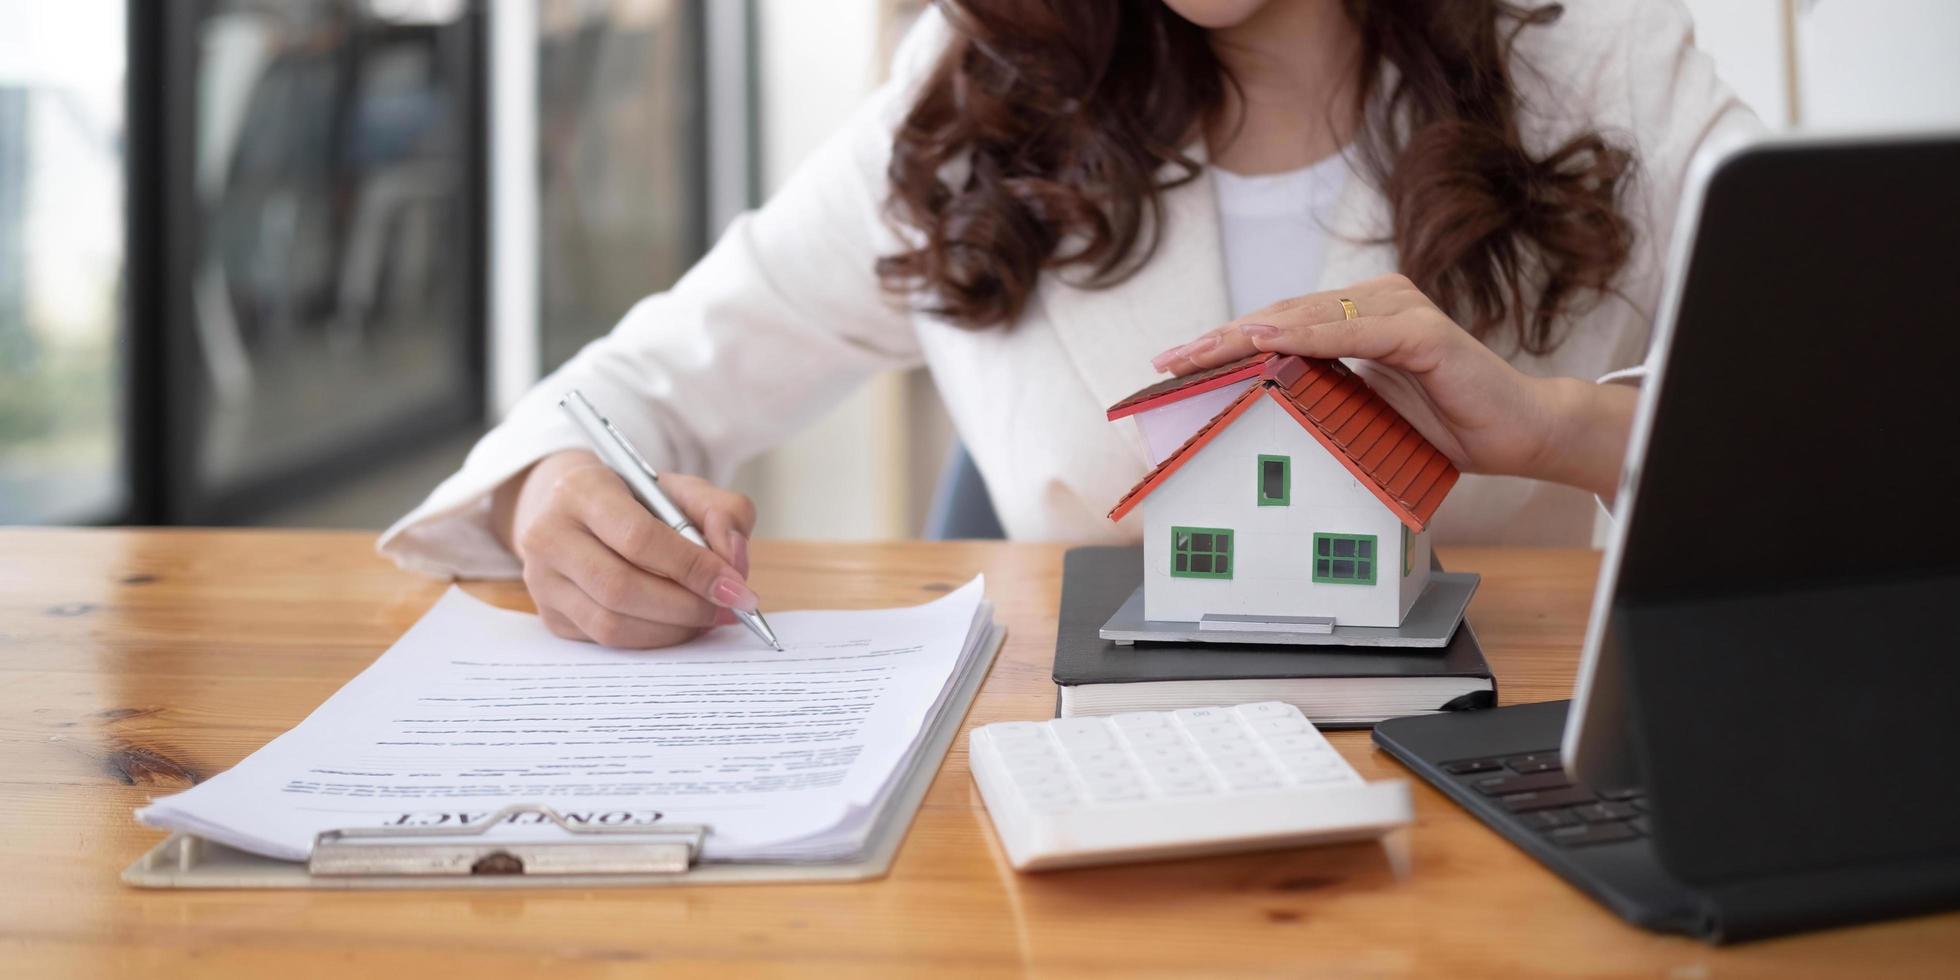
(1629, 815, 1651, 836)
(1473, 771, 1572, 796)
(1500, 787, 1598, 812)
(1443, 758, 1502, 775)
(1503, 753, 1562, 775)
(1549, 822, 1638, 847)
(1599, 785, 1644, 801)
(1521, 808, 1581, 831)
(1574, 801, 1639, 823)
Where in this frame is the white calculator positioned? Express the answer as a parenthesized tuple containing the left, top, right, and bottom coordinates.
(968, 702, 1413, 871)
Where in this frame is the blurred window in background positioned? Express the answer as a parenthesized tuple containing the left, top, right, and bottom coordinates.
(0, 1, 127, 524)
(168, 0, 485, 521)
(536, 0, 704, 373)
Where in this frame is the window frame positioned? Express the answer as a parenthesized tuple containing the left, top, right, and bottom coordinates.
(1256, 454, 1290, 506)
(1170, 525, 1235, 580)
(1312, 532, 1378, 586)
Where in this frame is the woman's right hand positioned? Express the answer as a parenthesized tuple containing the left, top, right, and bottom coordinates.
(491, 449, 758, 649)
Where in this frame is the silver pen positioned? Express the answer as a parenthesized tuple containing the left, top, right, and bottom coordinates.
(560, 389, 783, 651)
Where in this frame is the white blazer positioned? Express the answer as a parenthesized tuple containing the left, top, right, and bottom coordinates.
(381, 0, 1760, 579)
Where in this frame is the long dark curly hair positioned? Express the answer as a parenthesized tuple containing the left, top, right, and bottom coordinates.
(876, 0, 1635, 356)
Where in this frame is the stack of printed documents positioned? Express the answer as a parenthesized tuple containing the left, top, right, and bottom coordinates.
(138, 578, 996, 863)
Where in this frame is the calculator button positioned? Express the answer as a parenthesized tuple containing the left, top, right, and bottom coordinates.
(1079, 765, 1142, 786)
(1132, 743, 1196, 766)
(1281, 756, 1345, 777)
(1250, 716, 1309, 736)
(1199, 737, 1254, 760)
(1146, 761, 1206, 784)
(1157, 776, 1215, 796)
(1234, 702, 1300, 719)
(1263, 733, 1331, 756)
(1068, 747, 1130, 769)
(1009, 767, 1066, 789)
(1184, 720, 1244, 742)
(1022, 785, 1079, 812)
(1086, 780, 1146, 802)
(1225, 773, 1283, 792)
(1112, 712, 1171, 732)
(1124, 727, 1181, 747)
(1210, 755, 1275, 778)
(1173, 707, 1229, 724)
(1290, 769, 1356, 785)
(1051, 719, 1115, 751)
(987, 722, 1045, 741)
(1000, 742, 1057, 763)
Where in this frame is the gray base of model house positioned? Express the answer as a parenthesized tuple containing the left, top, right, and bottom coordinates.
(1099, 572, 1479, 649)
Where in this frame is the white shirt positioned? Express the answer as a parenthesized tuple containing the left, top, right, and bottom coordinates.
(1213, 153, 1351, 318)
(377, 0, 1761, 579)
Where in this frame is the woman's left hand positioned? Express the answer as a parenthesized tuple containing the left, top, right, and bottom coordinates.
(1147, 274, 1636, 498)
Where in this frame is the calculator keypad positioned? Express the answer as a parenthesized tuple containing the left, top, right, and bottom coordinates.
(983, 702, 1359, 811)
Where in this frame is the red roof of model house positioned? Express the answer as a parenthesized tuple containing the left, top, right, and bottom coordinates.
(1106, 352, 1460, 530)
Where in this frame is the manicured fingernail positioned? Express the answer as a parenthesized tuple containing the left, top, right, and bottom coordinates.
(1184, 335, 1219, 355)
(711, 576, 759, 612)
(1241, 323, 1278, 339)
(727, 529, 751, 578)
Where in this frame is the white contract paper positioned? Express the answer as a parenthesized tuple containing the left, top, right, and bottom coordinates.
(138, 577, 988, 862)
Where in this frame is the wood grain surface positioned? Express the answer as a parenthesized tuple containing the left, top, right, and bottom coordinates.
(0, 528, 1951, 977)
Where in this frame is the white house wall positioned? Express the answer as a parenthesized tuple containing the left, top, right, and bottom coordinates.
(1140, 396, 1428, 627)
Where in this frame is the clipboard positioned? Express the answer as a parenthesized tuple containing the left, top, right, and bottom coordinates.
(122, 619, 1006, 889)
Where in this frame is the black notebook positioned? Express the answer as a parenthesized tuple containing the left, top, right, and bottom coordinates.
(1053, 547, 1497, 727)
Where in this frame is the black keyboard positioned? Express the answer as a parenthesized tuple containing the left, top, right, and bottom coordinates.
(1374, 702, 1706, 936)
(1439, 750, 1651, 848)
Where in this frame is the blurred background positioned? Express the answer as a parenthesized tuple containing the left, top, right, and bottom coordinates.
(0, 0, 1955, 538)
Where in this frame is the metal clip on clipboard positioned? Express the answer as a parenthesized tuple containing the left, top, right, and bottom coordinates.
(308, 804, 708, 878)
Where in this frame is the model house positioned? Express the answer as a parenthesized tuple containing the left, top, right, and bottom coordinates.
(1106, 353, 1459, 629)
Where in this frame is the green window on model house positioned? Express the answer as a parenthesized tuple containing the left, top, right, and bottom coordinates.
(1313, 532, 1377, 585)
(1171, 526, 1234, 579)
(1256, 455, 1290, 506)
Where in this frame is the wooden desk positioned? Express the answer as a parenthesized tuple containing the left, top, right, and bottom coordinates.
(0, 529, 1951, 976)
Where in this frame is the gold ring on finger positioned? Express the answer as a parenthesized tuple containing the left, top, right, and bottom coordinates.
(1339, 298, 1359, 320)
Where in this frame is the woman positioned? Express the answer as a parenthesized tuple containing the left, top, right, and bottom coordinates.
(381, 0, 1758, 648)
